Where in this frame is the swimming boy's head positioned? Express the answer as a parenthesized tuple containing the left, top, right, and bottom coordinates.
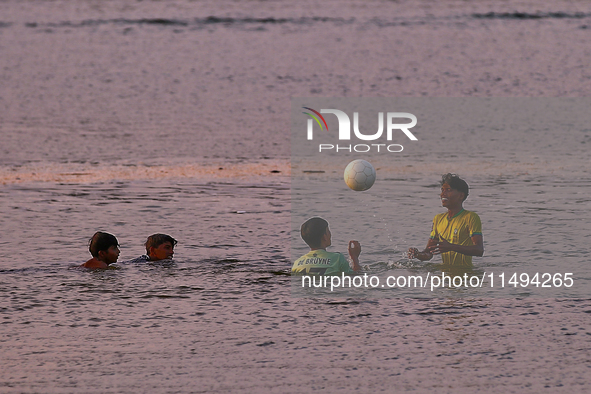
(145, 233, 177, 261)
(88, 232, 120, 264)
(441, 173, 469, 201)
(300, 217, 330, 249)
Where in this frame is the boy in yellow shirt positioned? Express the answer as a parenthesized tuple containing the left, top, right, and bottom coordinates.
(408, 174, 484, 267)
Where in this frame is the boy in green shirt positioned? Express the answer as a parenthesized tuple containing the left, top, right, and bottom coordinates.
(292, 217, 362, 275)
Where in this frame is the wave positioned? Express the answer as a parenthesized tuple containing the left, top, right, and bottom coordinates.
(17, 12, 591, 31)
(0, 159, 290, 185)
(22, 16, 355, 29)
(472, 12, 590, 20)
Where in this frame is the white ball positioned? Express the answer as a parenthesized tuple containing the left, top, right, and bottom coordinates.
(344, 159, 376, 191)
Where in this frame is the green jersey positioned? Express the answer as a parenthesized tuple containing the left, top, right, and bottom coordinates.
(292, 249, 353, 275)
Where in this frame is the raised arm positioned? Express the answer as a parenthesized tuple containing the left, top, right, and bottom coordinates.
(408, 238, 437, 261)
(348, 240, 362, 271)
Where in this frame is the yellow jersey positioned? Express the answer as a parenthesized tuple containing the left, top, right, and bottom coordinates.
(430, 209, 482, 267)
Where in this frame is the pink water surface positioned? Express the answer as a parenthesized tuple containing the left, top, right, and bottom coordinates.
(1, 0, 590, 392)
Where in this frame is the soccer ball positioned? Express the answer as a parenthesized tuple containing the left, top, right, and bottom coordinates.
(344, 159, 376, 191)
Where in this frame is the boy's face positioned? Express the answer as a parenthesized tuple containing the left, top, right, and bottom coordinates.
(149, 242, 174, 261)
(99, 245, 120, 265)
(440, 183, 464, 208)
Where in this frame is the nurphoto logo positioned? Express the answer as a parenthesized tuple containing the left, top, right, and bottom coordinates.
(302, 107, 418, 153)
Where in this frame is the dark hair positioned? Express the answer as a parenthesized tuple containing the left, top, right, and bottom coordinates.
(300, 217, 329, 248)
(88, 232, 119, 257)
(441, 173, 469, 201)
(145, 234, 178, 254)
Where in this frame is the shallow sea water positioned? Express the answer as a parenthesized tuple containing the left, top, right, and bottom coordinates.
(1, 0, 591, 392)
(290, 98, 591, 299)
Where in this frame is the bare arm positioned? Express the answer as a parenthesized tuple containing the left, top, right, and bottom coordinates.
(408, 238, 437, 261)
(427, 234, 484, 257)
(348, 240, 362, 271)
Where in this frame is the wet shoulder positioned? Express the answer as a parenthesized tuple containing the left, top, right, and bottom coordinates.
(123, 255, 150, 264)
